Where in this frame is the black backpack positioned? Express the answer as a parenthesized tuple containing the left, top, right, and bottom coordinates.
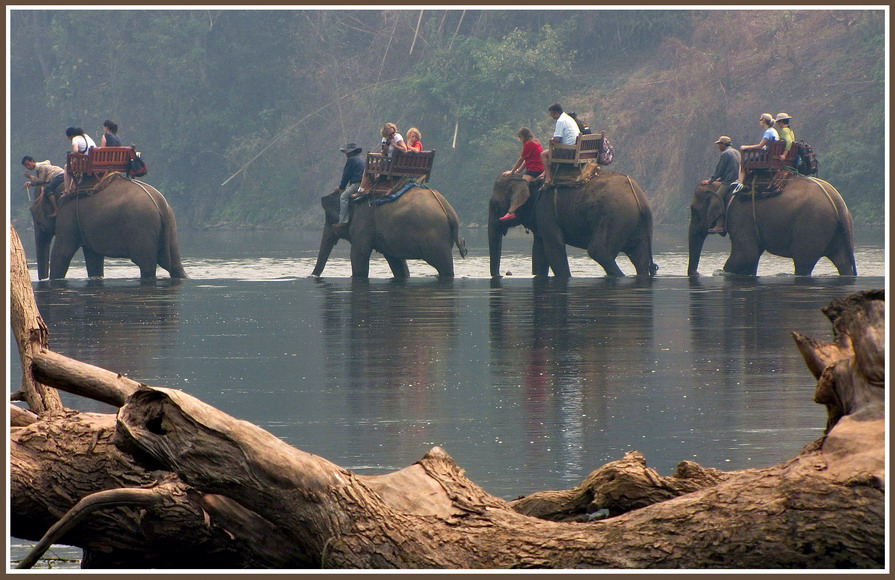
(128, 152, 148, 178)
(793, 141, 818, 176)
(567, 112, 592, 135)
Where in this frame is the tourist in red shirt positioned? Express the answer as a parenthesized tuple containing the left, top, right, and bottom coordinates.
(406, 127, 423, 152)
(499, 127, 544, 221)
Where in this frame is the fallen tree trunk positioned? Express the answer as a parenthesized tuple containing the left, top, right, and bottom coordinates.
(9, 227, 885, 568)
(9, 225, 62, 414)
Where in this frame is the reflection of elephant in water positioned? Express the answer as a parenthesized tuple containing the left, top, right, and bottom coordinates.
(312, 187, 467, 278)
(687, 178, 857, 276)
(488, 172, 658, 277)
(29, 174, 187, 280)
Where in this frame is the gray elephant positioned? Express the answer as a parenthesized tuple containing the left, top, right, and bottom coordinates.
(687, 178, 857, 276)
(312, 186, 467, 278)
(488, 172, 658, 277)
(29, 174, 187, 279)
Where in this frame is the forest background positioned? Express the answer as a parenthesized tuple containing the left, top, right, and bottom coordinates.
(8, 8, 887, 231)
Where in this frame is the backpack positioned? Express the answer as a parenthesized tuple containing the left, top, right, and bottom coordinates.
(568, 112, 592, 135)
(598, 136, 615, 165)
(128, 152, 148, 178)
(793, 141, 818, 176)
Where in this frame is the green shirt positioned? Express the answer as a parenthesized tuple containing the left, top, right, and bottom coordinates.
(779, 127, 795, 152)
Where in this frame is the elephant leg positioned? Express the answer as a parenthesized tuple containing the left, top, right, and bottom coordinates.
(723, 242, 762, 276)
(623, 236, 655, 277)
(426, 249, 454, 278)
(350, 241, 373, 279)
(83, 247, 105, 278)
(826, 241, 858, 276)
(531, 236, 550, 277)
(49, 242, 77, 279)
(385, 255, 410, 279)
(536, 233, 571, 278)
(586, 241, 625, 277)
(793, 258, 820, 276)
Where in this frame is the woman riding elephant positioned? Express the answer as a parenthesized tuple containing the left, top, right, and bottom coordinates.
(30, 173, 187, 280)
(687, 176, 856, 276)
(489, 170, 658, 278)
(312, 185, 467, 279)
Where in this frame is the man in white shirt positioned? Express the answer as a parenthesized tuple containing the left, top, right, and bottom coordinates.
(540, 102, 580, 184)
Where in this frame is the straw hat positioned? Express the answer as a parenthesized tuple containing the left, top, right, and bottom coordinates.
(775, 113, 792, 122)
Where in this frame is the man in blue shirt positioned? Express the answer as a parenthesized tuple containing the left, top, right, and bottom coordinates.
(700, 135, 742, 234)
(332, 143, 365, 232)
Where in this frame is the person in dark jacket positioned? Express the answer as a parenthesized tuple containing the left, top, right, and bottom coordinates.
(101, 120, 122, 147)
(700, 135, 741, 234)
(332, 142, 365, 232)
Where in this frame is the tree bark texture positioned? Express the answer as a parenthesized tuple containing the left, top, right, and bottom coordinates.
(9, 225, 62, 414)
(9, 226, 885, 568)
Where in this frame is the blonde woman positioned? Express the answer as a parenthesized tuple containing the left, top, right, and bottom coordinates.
(735, 113, 779, 190)
(357, 123, 408, 196)
(405, 127, 423, 152)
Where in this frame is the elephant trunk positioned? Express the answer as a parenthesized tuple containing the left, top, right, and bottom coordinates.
(687, 220, 707, 276)
(311, 223, 339, 277)
(34, 230, 52, 281)
(488, 206, 504, 278)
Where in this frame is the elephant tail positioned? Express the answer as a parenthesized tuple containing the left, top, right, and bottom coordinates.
(642, 209, 659, 277)
(456, 235, 468, 258)
(627, 176, 658, 276)
(158, 198, 188, 279)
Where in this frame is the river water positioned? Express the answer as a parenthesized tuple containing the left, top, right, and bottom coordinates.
(8, 225, 886, 568)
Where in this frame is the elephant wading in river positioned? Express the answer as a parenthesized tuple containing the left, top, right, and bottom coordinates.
(688, 177, 857, 276)
(488, 172, 658, 277)
(312, 186, 467, 278)
(29, 173, 187, 280)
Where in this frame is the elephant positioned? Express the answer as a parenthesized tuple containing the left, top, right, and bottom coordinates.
(311, 186, 467, 278)
(29, 173, 187, 280)
(687, 177, 857, 276)
(488, 172, 658, 277)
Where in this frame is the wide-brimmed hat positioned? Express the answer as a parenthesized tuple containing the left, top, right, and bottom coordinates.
(775, 112, 792, 122)
(339, 142, 362, 154)
(714, 135, 732, 145)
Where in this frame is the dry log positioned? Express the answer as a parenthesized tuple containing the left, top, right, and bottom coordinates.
(9, 221, 885, 568)
(18, 328, 883, 567)
(9, 225, 62, 414)
(509, 451, 728, 522)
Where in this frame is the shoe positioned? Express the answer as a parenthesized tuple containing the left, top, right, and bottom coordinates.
(707, 225, 726, 235)
(331, 222, 348, 232)
(498, 213, 517, 222)
(731, 183, 744, 194)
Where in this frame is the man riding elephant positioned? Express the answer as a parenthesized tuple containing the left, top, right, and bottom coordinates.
(331, 142, 365, 235)
(699, 135, 741, 235)
(22, 156, 65, 215)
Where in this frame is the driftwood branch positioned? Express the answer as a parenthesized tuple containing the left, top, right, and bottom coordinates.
(9, 223, 885, 568)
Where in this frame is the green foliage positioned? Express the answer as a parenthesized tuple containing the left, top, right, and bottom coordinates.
(8, 9, 883, 232)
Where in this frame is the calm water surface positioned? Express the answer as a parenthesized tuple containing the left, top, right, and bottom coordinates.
(9, 225, 885, 567)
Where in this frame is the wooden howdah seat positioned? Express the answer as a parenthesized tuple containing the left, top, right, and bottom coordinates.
(549, 133, 604, 166)
(67, 146, 137, 190)
(740, 141, 801, 196)
(364, 149, 435, 191)
(741, 140, 797, 172)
